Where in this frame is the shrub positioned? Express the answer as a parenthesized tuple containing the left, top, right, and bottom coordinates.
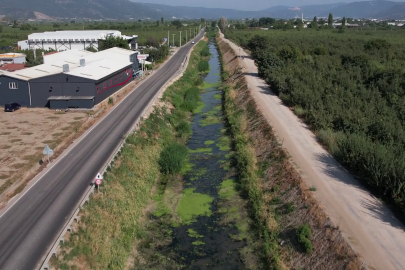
(175, 121, 191, 136)
(198, 60, 209, 72)
(294, 106, 306, 117)
(297, 224, 313, 253)
(181, 87, 200, 112)
(158, 143, 188, 175)
(200, 46, 210, 57)
(108, 97, 113, 105)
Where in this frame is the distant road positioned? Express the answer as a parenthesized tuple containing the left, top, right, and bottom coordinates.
(0, 30, 204, 270)
(219, 30, 405, 270)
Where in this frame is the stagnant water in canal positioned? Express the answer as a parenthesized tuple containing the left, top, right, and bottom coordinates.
(134, 40, 260, 269)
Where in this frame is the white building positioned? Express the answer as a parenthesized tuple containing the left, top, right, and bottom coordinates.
(18, 30, 138, 52)
(0, 53, 26, 64)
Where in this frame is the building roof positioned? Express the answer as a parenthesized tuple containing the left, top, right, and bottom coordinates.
(0, 63, 27, 72)
(0, 53, 26, 59)
(43, 49, 93, 64)
(4, 47, 136, 81)
(27, 30, 131, 42)
(4, 61, 81, 81)
(66, 58, 132, 80)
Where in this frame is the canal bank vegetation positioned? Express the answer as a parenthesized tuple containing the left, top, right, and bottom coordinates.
(50, 40, 210, 269)
(217, 34, 363, 269)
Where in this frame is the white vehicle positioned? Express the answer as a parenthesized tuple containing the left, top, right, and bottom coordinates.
(191, 41, 195, 44)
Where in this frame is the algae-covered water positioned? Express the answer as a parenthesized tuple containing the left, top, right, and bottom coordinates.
(135, 40, 259, 269)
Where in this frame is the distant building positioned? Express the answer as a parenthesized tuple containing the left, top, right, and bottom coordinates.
(0, 53, 26, 64)
(18, 30, 138, 52)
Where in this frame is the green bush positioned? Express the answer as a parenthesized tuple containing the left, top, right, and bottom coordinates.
(198, 60, 209, 72)
(200, 46, 210, 57)
(297, 224, 313, 253)
(175, 121, 191, 136)
(158, 143, 188, 175)
(181, 87, 200, 112)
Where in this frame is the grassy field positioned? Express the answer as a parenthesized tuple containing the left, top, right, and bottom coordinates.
(223, 27, 405, 48)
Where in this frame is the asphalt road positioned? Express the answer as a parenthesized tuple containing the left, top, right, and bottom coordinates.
(0, 30, 204, 270)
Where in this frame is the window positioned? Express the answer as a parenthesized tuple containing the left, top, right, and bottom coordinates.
(9, 82, 18, 89)
(103, 83, 106, 89)
(120, 74, 122, 79)
(96, 86, 100, 92)
(109, 79, 112, 85)
(115, 77, 118, 83)
(76, 87, 80, 92)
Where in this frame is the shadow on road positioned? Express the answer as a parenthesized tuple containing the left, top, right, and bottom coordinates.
(315, 152, 405, 232)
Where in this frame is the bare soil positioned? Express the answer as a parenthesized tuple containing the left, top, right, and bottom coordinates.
(218, 36, 364, 270)
(0, 108, 88, 193)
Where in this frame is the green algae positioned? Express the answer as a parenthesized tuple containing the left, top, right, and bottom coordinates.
(202, 81, 220, 90)
(188, 228, 204, 238)
(217, 135, 231, 151)
(192, 240, 205, 246)
(189, 167, 208, 181)
(193, 101, 205, 114)
(213, 94, 222, 100)
(204, 140, 215, 145)
(200, 115, 221, 127)
(189, 147, 213, 153)
(218, 179, 237, 200)
(177, 188, 213, 225)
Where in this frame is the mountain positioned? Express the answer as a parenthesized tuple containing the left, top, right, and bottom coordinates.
(0, 0, 163, 20)
(373, 2, 405, 19)
(260, 1, 401, 19)
(328, 0, 398, 18)
(0, 0, 403, 20)
(262, 3, 346, 18)
(136, 3, 267, 19)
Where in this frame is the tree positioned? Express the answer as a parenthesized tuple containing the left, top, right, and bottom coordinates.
(161, 17, 164, 25)
(156, 20, 160, 26)
(85, 46, 97, 52)
(219, 17, 228, 31)
(328, 13, 333, 28)
(247, 35, 269, 52)
(98, 36, 130, 51)
(146, 36, 159, 47)
(12, 20, 18, 28)
(311, 16, 318, 29)
(171, 20, 183, 29)
(342, 17, 346, 29)
(19, 23, 31, 30)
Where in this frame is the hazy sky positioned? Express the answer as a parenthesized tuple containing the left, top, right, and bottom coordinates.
(132, 0, 402, 11)
(134, 0, 404, 11)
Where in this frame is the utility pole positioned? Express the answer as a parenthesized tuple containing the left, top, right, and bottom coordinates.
(168, 30, 169, 47)
(179, 31, 181, 47)
(186, 30, 187, 43)
(172, 34, 175, 47)
(190, 29, 192, 39)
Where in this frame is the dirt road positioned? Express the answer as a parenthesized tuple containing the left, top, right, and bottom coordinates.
(219, 31, 405, 270)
